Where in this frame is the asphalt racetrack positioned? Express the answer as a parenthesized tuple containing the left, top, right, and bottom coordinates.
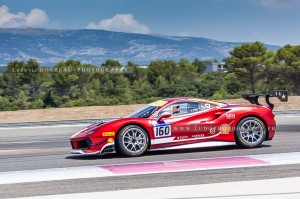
(0, 115, 299, 198)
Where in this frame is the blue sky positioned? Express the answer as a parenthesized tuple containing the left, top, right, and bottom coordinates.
(0, 0, 299, 45)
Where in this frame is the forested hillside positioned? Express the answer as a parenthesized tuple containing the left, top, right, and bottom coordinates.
(0, 42, 299, 111)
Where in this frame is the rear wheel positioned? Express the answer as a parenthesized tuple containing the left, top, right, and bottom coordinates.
(235, 117, 266, 148)
(116, 125, 149, 157)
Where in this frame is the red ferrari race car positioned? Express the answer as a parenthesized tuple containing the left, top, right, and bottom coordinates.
(70, 90, 288, 157)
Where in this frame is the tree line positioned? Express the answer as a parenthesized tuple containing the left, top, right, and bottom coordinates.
(0, 41, 299, 111)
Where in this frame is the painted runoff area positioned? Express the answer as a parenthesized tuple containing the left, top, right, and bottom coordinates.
(1, 152, 300, 185)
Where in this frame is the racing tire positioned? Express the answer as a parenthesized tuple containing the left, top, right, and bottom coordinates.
(116, 125, 149, 157)
(235, 117, 266, 148)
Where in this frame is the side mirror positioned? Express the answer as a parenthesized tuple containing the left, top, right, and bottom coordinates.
(157, 111, 171, 122)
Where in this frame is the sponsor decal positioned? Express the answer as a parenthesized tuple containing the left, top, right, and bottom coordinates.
(174, 134, 206, 140)
(102, 132, 115, 137)
(220, 124, 230, 134)
(175, 136, 188, 140)
(282, 94, 286, 99)
(189, 108, 200, 112)
(210, 127, 216, 135)
(192, 134, 205, 138)
(226, 113, 235, 119)
(107, 138, 114, 143)
(153, 122, 172, 138)
(200, 103, 212, 110)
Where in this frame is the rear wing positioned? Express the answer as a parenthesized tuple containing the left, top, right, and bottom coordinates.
(242, 90, 288, 110)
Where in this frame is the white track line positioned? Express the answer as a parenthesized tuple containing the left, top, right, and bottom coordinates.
(0, 124, 87, 130)
(0, 166, 114, 185)
(250, 152, 300, 165)
(15, 177, 300, 199)
(1, 152, 300, 185)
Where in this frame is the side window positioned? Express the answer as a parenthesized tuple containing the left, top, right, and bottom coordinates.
(171, 104, 181, 115)
(199, 102, 216, 111)
(159, 102, 185, 116)
(160, 102, 203, 116)
(171, 103, 188, 115)
(187, 102, 201, 113)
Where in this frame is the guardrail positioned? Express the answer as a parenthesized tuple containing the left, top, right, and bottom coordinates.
(0, 110, 299, 128)
(274, 110, 300, 115)
(0, 118, 116, 128)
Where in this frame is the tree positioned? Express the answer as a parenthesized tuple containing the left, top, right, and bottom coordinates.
(2, 60, 26, 97)
(101, 59, 122, 70)
(256, 50, 282, 92)
(132, 80, 152, 100)
(0, 96, 11, 111)
(197, 71, 226, 97)
(2, 59, 47, 103)
(178, 59, 198, 82)
(50, 60, 96, 105)
(275, 45, 300, 95)
(225, 73, 243, 94)
(43, 90, 57, 108)
(22, 59, 47, 101)
(192, 58, 207, 73)
(148, 60, 179, 84)
(125, 61, 140, 84)
(227, 41, 267, 93)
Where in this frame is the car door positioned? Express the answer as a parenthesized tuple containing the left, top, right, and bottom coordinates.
(151, 101, 206, 147)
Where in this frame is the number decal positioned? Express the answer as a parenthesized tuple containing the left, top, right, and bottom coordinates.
(153, 123, 172, 138)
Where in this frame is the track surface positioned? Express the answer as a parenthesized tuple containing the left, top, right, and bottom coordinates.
(0, 116, 299, 198)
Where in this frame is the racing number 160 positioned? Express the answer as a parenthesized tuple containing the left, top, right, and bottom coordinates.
(154, 125, 171, 138)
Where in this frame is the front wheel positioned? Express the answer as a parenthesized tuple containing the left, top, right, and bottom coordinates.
(235, 117, 266, 148)
(116, 125, 149, 157)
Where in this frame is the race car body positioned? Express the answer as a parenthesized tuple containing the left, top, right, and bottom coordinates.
(70, 90, 288, 157)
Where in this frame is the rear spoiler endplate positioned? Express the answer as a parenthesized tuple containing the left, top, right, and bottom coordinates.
(242, 90, 288, 109)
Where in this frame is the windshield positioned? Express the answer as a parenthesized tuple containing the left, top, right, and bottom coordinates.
(126, 105, 159, 118)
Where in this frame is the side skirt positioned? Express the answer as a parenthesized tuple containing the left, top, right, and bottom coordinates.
(149, 141, 236, 151)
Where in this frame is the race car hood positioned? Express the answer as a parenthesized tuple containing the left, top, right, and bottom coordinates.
(86, 119, 113, 128)
(71, 118, 117, 138)
(71, 117, 153, 139)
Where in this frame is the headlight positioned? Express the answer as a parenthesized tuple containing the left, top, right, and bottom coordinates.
(86, 129, 96, 135)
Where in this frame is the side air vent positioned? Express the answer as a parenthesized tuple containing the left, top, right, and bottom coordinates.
(215, 110, 230, 118)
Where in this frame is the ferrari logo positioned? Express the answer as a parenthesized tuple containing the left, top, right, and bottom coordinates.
(209, 127, 216, 135)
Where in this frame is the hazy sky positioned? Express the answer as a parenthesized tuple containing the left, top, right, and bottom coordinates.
(0, 0, 299, 45)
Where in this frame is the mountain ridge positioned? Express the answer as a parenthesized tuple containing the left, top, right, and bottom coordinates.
(0, 28, 280, 66)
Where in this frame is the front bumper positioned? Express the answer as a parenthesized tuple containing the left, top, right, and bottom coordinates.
(71, 149, 101, 155)
(70, 141, 116, 155)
